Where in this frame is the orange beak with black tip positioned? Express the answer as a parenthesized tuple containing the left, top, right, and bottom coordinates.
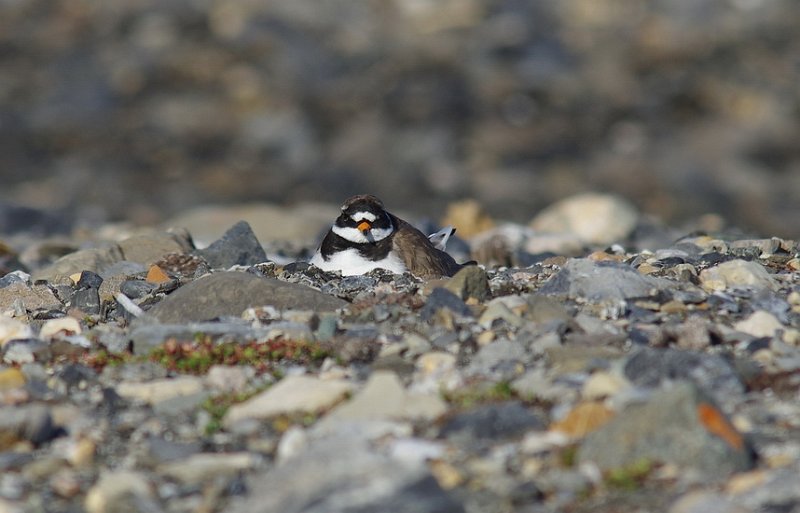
(357, 220, 371, 233)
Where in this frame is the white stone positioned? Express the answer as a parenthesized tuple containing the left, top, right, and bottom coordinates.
(39, 317, 82, 340)
(205, 365, 256, 393)
(115, 376, 205, 405)
(734, 310, 784, 338)
(322, 371, 447, 425)
(0, 316, 32, 346)
(158, 453, 261, 485)
(223, 375, 352, 427)
(276, 426, 309, 464)
(581, 371, 630, 400)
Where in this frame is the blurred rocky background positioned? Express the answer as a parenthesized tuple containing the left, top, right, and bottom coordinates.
(1, 0, 799, 237)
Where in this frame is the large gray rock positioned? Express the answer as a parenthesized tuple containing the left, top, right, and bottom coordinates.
(229, 433, 464, 513)
(0, 282, 62, 313)
(538, 258, 677, 303)
(147, 271, 347, 322)
(579, 382, 754, 477)
(194, 220, 268, 269)
(33, 231, 191, 282)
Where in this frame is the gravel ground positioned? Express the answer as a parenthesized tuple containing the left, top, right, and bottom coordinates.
(1, 194, 799, 513)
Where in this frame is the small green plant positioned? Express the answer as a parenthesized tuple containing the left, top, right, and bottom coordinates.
(442, 380, 516, 409)
(81, 348, 140, 371)
(559, 445, 579, 468)
(148, 337, 331, 375)
(605, 458, 653, 490)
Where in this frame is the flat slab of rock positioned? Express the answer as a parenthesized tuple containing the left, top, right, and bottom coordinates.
(699, 259, 778, 292)
(223, 375, 352, 428)
(538, 258, 679, 303)
(147, 271, 347, 323)
(0, 282, 63, 313)
(322, 371, 447, 425)
(115, 376, 205, 405)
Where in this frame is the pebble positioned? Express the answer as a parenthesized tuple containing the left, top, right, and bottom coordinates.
(39, 317, 81, 340)
(439, 401, 544, 441)
(115, 376, 205, 405)
(550, 401, 615, 439)
(84, 470, 158, 513)
(444, 265, 490, 302)
(0, 317, 32, 346)
(530, 193, 639, 246)
(581, 371, 630, 400)
(734, 310, 784, 338)
(0, 368, 25, 391)
(158, 453, 261, 485)
(699, 259, 778, 292)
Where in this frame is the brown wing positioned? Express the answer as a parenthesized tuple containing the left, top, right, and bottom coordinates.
(390, 215, 463, 279)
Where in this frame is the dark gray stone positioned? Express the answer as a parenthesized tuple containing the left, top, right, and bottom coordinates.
(538, 258, 678, 302)
(120, 280, 158, 299)
(439, 401, 545, 441)
(142, 437, 203, 465)
(0, 271, 30, 288)
(194, 221, 268, 269)
(0, 404, 58, 447)
(72, 287, 100, 314)
(2, 339, 52, 365)
(623, 347, 744, 404)
(100, 261, 148, 280)
(146, 271, 347, 323)
(578, 382, 754, 477)
(445, 265, 490, 302)
(76, 270, 103, 289)
(421, 287, 473, 321)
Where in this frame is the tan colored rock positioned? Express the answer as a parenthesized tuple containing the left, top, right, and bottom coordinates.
(115, 376, 205, 405)
(699, 259, 778, 292)
(441, 199, 495, 238)
(530, 193, 638, 245)
(223, 375, 351, 427)
(734, 310, 784, 338)
(322, 371, 447, 424)
(0, 316, 32, 346)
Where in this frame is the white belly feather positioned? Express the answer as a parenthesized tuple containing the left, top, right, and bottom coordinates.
(309, 248, 407, 276)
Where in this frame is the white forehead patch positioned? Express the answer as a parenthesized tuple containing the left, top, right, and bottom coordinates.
(350, 211, 377, 222)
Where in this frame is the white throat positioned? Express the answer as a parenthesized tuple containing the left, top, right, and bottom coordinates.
(331, 223, 393, 244)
